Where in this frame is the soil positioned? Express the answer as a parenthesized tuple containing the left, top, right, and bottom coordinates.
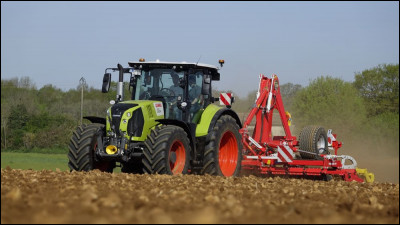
(1, 168, 399, 224)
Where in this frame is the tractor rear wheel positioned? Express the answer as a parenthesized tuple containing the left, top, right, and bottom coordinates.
(201, 115, 242, 177)
(299, 125, 329, 159)
(143, 125, 191, 175)
(68, 123, 115, 172)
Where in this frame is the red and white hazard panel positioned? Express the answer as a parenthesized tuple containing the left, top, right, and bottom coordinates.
(220, 93, 232, 106)
(277, 145, 295, 163)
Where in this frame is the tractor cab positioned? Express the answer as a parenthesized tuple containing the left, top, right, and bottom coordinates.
(127, 60, 222, 123)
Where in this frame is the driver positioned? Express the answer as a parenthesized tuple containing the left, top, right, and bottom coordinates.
(169, 73, 183, 98)
(188, 74, 202, 114)
(169, 73, 183, 119)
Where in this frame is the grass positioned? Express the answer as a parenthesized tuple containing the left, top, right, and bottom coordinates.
(1, 152, 69, 171)
(1, 152, 122, 173)
(1, 147, 68, 154)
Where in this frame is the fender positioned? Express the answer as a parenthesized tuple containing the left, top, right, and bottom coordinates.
(84, 116, 106, 125)
(196, 104, 242, 137)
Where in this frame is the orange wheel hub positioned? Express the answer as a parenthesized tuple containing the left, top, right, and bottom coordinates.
(169, 140, 186, 174)
(219, 131, 238, 176)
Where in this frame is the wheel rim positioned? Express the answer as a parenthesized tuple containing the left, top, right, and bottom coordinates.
(317, 136, 326, 154)
(169, 140, 186, 174)
(219, 131, 238, 177)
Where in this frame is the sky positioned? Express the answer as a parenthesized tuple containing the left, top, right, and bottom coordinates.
(1, 1, 399, 98)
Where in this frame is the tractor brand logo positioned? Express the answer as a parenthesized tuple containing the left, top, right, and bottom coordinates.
(153, 102, 164, 116)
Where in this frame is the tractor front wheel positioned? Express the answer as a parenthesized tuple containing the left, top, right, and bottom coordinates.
(143, 125, 191, 175)
(201, 115, 242, 177)
(68, 123, 115, 172)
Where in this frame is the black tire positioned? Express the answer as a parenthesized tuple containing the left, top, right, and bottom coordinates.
(68, 123, 115, 172)
(201, 115, 242, 177)
(143, 125, 191, 175)
(299, 125, 329, 159)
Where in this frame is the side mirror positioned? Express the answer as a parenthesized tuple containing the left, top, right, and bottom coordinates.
(202, 75, 211, 95)
(102, 73, 111, 93)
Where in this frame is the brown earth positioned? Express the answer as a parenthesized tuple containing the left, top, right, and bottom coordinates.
(1, 168, 399, 224)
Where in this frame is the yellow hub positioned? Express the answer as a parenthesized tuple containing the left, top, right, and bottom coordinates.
(105, 145, 118, 155)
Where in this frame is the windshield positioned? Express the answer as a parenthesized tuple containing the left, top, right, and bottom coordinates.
(135, 69, 185, 119)
(136, 69, 184, 99)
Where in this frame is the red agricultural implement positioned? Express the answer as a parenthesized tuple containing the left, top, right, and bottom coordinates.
(237, 74, 374, 183)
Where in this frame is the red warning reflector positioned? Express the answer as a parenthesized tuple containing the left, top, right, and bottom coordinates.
(220, 93, 232, 106)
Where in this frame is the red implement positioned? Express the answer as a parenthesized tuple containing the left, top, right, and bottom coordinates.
(240, 74, 368, 182)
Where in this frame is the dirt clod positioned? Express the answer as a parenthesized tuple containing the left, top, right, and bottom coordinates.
(1, 169, 399, 224)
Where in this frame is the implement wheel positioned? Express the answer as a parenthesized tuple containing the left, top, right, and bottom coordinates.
(68, 123, 115, 172)
(143, 125, 190, 175)
(299, 125, 329, 159)
(201, 115, 242, 177)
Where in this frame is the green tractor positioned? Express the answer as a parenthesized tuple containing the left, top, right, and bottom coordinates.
(68, 59, 242, 176)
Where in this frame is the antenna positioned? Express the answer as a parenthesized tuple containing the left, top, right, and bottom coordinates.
(196, 55, 202, 66)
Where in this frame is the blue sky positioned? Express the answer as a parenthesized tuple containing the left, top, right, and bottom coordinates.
(1, 1, 399, 97)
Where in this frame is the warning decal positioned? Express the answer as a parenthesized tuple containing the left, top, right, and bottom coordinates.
(153, 102, 164, 116)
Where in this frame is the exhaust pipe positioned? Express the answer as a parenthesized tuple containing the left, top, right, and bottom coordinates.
(116, 63, 124, 102)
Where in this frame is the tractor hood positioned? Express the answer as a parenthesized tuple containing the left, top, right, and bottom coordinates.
(106, 100, 164, 141)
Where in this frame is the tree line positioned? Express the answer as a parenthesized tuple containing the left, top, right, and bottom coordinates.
(1, 64, 398, 154)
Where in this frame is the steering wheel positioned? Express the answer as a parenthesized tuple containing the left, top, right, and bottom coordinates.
(139, 91, 151, 100)
(159, 88, 175, 97)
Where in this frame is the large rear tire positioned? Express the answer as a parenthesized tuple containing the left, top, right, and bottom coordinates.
(68, 123, 115, 172)
(201, 115, 242, 177)
(143, 125, 191, 175)
(299, 125, 329, 159)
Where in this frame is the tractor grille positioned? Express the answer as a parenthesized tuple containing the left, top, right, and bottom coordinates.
(127, 108, 144, 137)
(111, 103, 137, 136)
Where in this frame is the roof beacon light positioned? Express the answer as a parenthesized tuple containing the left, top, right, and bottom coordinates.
(139, 58, 145, 62)
(219, 59, 225, 67)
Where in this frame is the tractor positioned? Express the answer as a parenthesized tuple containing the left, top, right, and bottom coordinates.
(68, 59, 242, 176)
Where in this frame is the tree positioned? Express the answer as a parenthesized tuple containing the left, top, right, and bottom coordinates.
(279, 83, 302, 112)
(8, 104, 30, 148)
(291, 76, 367, 135)
(353, 64, 399, 116)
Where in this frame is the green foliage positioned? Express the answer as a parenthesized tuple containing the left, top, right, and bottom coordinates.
(279, 83, 302, 112)
(353, 64, 399, 116)
(367, 112, 399, 138)
(291, 76, 367, 135)
(291, 73, 398, 156)
(1, 78, 103, 150)
(1, 152, 69, 171)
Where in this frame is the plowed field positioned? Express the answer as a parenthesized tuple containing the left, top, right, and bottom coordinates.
(1, 168, 399, 224)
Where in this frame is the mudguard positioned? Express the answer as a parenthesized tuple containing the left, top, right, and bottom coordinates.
(196, 104, 242, 137)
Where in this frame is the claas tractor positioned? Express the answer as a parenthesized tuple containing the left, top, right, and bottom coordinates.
(68, 59, 242, 176)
